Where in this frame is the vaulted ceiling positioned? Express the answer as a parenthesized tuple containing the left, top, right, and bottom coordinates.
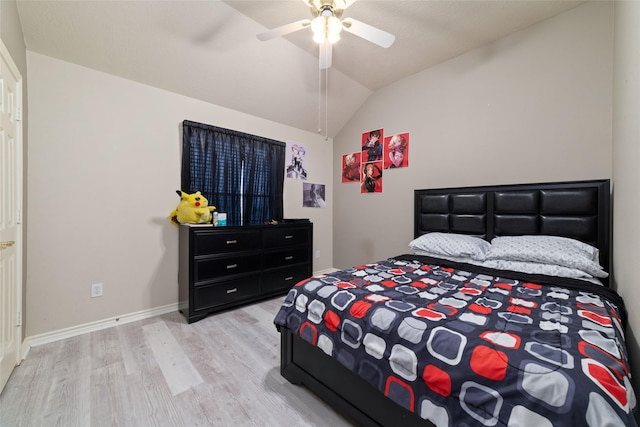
(16, 0, 584, 137)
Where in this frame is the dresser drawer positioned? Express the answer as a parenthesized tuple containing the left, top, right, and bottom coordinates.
(263, 226, 310, 248)
(193, 229, 261, 255)
(193, 276, 261, 311)
(264, 247, 309, 268)
(262, 264, 311, 294)
(179, 222, 312, 323)
(194, 253, 261, 283)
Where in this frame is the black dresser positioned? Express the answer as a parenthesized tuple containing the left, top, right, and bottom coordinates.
(178, 222, 313, 323)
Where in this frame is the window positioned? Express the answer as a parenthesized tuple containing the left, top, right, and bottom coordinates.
(181, 120, 285, 225)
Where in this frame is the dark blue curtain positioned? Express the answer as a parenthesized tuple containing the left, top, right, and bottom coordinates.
(181, 120, 285, 225)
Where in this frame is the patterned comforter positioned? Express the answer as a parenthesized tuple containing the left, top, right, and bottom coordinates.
(274, 254, 638, 427)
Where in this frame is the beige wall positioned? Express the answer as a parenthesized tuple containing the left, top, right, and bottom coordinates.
(333, 2, 613, 269)
(25, 52, 333, 337)
(1, 0, 27, 72)
(612, 0, 640, 387)
(332, 0, 640, 395)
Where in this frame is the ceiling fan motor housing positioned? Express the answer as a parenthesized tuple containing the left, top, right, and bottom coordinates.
(309, 0, 345, 19)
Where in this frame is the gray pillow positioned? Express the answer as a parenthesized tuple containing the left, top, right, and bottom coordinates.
(481, 259, 598, 280)
(409, 232, 490, 261)
(486, 235, 607, 278)
(411, 250, 604, 284)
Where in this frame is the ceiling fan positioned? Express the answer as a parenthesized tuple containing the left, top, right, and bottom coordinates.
(256, 0, 395, 69)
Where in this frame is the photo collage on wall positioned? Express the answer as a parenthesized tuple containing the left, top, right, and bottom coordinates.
(341, 129, 410, 194)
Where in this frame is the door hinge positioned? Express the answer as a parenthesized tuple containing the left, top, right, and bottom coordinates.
(15, 106, 22, 122)
(17, 209, 22, 224)
(17, 311, 22, 327)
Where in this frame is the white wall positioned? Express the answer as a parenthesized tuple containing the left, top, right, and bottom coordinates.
(332, 2, 613, 269)
(26, 52, 333, 337)
(612, 0, 640, 389)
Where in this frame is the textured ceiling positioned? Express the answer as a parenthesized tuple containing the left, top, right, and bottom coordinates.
(16, 0, 584, 137)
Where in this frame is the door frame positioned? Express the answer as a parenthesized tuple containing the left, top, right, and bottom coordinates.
(0, 37, 24, 390)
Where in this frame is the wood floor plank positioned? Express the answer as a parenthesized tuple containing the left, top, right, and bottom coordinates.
(89, 362, 130, 426)
(0, 296, 353, 427)
(41, 335, 91, 426)
(143, 321, 203, 396)
(124, 367, 184, 427)
(0, 344, 56, 426)
(117, 316, 156, 376)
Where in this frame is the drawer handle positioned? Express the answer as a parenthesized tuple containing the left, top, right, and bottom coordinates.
(284, 276, 294, 281)
(226, 288, 238, 294)
(226, 264, 238, 269)
(284, 256, 293, 260)
(226, 240, 237, 245)
(284, 235, 294, 239)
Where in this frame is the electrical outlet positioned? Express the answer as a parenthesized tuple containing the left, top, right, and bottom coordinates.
(91, 283, 103, 298)
(315, 250, 320, 259)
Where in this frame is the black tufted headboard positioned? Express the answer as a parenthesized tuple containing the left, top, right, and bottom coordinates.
(414, 179, 611, 277)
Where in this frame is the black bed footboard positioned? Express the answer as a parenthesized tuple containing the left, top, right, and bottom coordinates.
(280, 328, 435, 427)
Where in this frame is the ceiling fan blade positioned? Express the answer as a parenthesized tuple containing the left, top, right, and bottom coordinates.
(256, 19, 311, 41)
(319, 42, 332, 69)
(342, 0, 359, 9)
(341, 18, 395, 48)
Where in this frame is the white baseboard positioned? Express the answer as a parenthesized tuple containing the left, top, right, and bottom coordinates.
(19, 271, 339, 361)
(20, 303, 179, 361)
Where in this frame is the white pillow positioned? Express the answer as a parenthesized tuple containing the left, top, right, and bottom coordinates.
(409, 232, 490, 261)
(486, 235, 607, 278)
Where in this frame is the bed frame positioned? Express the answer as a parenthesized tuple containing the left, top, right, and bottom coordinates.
(279, 179, 611, 427)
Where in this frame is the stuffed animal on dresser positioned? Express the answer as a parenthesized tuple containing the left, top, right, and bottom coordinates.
(170, 190, 216, 225)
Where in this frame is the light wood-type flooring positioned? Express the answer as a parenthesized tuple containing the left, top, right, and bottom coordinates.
(0, 296, 353, 427)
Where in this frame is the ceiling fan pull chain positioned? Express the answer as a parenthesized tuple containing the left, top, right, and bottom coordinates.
(325, 63, 329, 141)
(318, 54, 322, 135)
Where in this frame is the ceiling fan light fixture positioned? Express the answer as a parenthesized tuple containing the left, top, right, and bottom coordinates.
(311, 16, 326, 43)
(312, 14, 342, 44)
(327, 16, 342, 35)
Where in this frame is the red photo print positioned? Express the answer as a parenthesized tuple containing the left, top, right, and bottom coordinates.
(384, 132, 409, 169)
(361, 129, 384, 163)
(341, 152, 361, 183)
(361, 161, 383, 193)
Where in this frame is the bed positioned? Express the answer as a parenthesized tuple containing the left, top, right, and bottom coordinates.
(273, 179, 638, 427)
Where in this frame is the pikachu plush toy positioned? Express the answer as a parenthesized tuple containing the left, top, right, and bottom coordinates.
(170, 190, 216, 225)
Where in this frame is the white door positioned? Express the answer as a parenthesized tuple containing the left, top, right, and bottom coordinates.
(0, 39, 23, 392)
